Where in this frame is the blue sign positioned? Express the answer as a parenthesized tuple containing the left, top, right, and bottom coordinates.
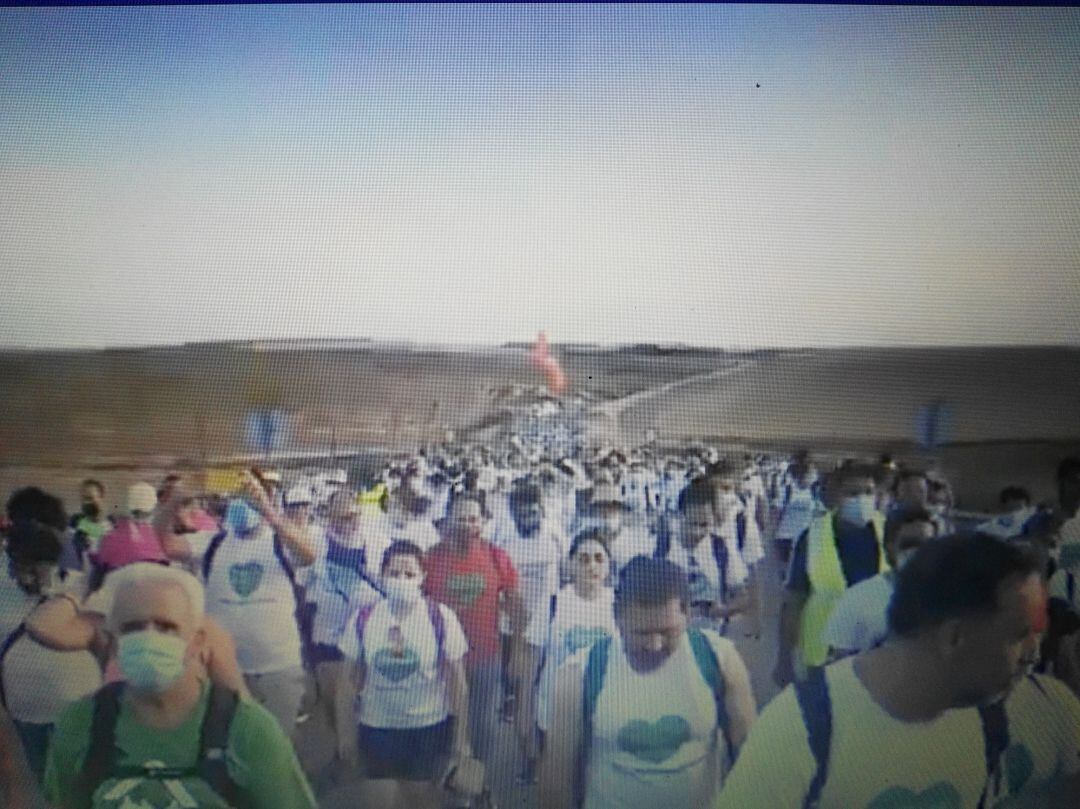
(246, 409, 288, 454)
(915, 401, 952, 450)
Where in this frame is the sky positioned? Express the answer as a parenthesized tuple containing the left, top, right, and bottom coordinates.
(1, 4, 1078, 349)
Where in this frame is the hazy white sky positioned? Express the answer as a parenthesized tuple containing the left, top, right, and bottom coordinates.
(2, 5, 1078, 349)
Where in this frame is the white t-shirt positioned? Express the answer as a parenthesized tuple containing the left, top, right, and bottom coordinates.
(203, 527, 303, 674)
(385, 517, 441, 552)
(537, 585, 615, 732)
(718, 658, 1080, 808)
(0, 575, 101, 725)
(823, 572, 895, 657)
(305, 527, 387, 650)
(339, 598, 468, 730)
(666, 536, 748, 607)
(776, 486, 820, 541)
(571, 630, 750, 809)
(494, 520, 567, 644)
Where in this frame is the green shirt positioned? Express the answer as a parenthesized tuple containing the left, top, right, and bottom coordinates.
(44, 682, 317, 809)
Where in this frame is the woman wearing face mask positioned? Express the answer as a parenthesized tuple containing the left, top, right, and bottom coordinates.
(335, 541, 471, 809)
(535, 530, 616, 749)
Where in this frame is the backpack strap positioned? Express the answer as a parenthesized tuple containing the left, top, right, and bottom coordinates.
(711, 535, 730, 605)
(735, 511, 747, 552)
(795, 666, 833, 809)
(196, 682, 242, 808)
(427, 598, 447, 671)
(200, 530, 228, 581)
(75, 681, 127, 809)
(0, 623, 28, 710)
(687, 628, 734, 763)
(272, 533, 299, 590)
(1068, 572, 1076, 606)
(354, 602, 380, 665)
(577, 636, 613, 808)
(653, 518, 672, 559)
(976, 699, 1009, 809)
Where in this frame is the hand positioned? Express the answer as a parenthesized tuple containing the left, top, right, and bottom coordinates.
(240, 472, 273, 516)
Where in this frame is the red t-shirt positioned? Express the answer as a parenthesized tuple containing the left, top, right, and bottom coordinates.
(423, 540, 518, 662)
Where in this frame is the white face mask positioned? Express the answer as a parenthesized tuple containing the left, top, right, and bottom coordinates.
(716, 492, 741, 517)
(840, 494, 877, 526)
(601, 515, 623, 535)
(383, 576, 423, 607)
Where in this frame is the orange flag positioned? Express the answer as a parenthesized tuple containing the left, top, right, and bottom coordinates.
(530, 332, 568, 394)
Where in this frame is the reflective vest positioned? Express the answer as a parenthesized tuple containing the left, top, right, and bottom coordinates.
(358, 483, 388, 517)
(798, 510, 887, 669)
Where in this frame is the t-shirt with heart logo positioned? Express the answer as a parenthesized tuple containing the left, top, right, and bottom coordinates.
(717, 658, 1080, 808)
(578, 631, 738, 809)
(536, 585, 616, 733)
(422, 539, 518, 663)
(203, 526, 302, 675)
(339, 598, 468, 730)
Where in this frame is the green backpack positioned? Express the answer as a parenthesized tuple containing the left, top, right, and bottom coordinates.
(73, 682, 243, 809)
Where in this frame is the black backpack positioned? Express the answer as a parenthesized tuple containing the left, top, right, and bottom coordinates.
(73, 681, 242, 809)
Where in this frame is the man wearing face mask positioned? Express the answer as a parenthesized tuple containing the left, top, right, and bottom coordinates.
(775, 463, 887, 686)
(582, 484, 654, 576)
(43, 563, 316, 809)
(201, 472, 316, 735)
(720, 536, 1080, 809)
(823, 509, 936, 660)
(303, 490, 387, 734)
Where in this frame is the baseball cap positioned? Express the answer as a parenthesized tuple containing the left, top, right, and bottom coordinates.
(284, 485, 313, 507)
(126, 483, 158, 514)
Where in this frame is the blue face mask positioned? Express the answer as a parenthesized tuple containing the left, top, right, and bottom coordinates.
(225, 500, 261, 536)
(117, 630, 188, 692)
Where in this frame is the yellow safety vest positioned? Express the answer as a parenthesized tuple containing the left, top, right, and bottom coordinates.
(798, 510, 887, 669)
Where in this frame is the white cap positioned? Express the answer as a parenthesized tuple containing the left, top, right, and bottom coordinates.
(284, 485, 313, 507)
(261, 469, 282, 484)
(126, 482, 158, 514)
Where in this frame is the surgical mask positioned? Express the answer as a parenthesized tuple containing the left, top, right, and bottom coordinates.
(225, 500, 261, 536)
(840, 494, 877, 526)
(383, 577, 423, 607)
(117, 630, 188, 692)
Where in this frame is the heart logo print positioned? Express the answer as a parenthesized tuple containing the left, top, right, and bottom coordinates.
(371, 646, 420, 683)
(228, 562, 264, 598)
(866, 782, 963, 809)
(447, 572, 486, 608)
(616, 715, 692, 764)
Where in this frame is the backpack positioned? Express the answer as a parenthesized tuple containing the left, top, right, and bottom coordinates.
(73, 681, 242, 809)
(575, 628, 733, 807)
(793, 666, 1042, 809)
(354, 598, 448, 672)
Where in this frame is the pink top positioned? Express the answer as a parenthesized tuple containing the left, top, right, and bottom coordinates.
(93, 518, 168, 570)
